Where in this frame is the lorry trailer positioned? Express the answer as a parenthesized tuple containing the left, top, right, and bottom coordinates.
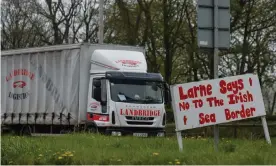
(1, 43, 170, 137)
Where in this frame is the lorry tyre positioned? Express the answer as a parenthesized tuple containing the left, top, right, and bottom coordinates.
(87, 126, 98, 134)
(60, 129, 72, 134)
(1, 125, 17, 136)
(10, 128, 19, 136)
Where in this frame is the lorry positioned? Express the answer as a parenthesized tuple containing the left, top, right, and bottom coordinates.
(1, 43, 170, 137)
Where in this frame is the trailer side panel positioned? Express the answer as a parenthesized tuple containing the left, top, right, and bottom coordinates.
(1, 48, 81, 125)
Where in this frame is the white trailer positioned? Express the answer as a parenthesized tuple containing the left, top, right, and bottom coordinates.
(1, 43, 170, 137)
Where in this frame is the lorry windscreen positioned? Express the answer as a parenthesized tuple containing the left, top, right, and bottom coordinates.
(109, 79, 163, 104)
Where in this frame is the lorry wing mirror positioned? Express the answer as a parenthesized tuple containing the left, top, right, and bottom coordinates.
(164, 83, 171, 105)
(101, 79, 107, 105)
(93, 79, 101, 87)
(151, 82, 158, 91)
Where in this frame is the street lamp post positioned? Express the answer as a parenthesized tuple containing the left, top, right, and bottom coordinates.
(98, 0, 104, 44)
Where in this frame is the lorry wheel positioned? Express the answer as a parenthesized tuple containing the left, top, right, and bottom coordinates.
(60, 130, 72, 134)
(1, 125, 17, 136)
(20, 125, 32, 136)
(87, 126, 98, 134)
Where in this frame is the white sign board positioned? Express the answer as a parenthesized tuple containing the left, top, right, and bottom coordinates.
(170, 74, 266, 131)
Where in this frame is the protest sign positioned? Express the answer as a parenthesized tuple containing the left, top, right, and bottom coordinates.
(170, 74, 271, 151)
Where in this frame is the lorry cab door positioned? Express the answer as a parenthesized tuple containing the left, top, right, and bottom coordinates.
(87, 76, 108, 115)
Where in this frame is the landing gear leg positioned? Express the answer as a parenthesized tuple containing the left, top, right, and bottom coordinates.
(20, 125, 32, 136)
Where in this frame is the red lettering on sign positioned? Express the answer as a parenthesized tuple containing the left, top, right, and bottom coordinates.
(206, 97, 224, 107)
(219, 79, 244, 94)
(183, 116, 187, 125)
(192, 99, 203, 108)
(249, 77, 252, 86)
(179, 101, 190, 111)
(199, 113, 216, 125)
(225, 104, 256, 120)
(227, 91, 253, 104)
(178, 84, 212, 100)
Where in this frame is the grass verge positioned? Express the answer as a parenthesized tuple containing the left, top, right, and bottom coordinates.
(1, 134, 276, 165)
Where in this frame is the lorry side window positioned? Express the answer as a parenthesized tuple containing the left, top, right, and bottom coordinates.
(92, 78, 101, 102)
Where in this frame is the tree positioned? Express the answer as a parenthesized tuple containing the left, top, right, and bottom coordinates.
(1, 0, 47, 49)
(33, 0, 82, 44)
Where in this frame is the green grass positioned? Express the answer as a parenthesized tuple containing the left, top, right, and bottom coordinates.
(1, 134, 276, 165)
(165, 123, 276, 138)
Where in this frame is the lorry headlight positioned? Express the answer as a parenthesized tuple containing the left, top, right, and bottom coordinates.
(111, 131, 122, 136)
(157, 132, 165, 137)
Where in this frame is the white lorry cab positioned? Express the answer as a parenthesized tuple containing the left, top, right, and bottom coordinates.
(1, 43, 170, 137)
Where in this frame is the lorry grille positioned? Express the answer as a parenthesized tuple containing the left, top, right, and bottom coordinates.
(125, 116, 154, 125)
(126, 121, 153, 125)
(125, 116, 154, 121)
